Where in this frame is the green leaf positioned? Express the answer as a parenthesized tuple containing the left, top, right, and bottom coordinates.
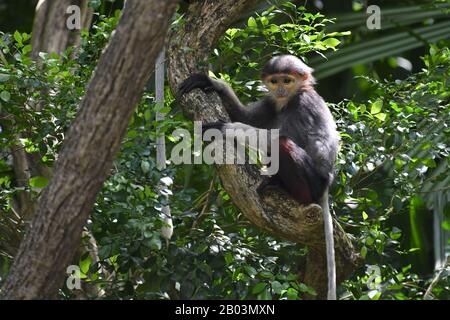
(21, 33, 30, 42)
(270, 280, 283, 294)
(270, 25, 280, 33)
(422, 158, 436, 168)
(252, 282, 267, 294)
(149, 238, 162, 251)
(352, 1, 364, 11)
(286, 288, 298, 300)
(143, 230, 153, 238)
(314, 43, 327, 50)
(79, 256, 93, 274)
(298, 283, 316, 296)
(390, 227, 402, 240)
(260, 16, 269, 26)
(257, 288, 271, 300)
(442, 220, 450, 231)
(224, 252, 233, 265)
(429, 45, 437, 57)
(244, 266, 257, 276)
(0, 91, 11, 102)
(371, 99, 383, 114)
(22, 44, 32, 55)
(141, 161, 150, 173)
(14, 31, 23, 45)
(226, 28, 239, 37)
(259, 270, 274, 279)
(374, 112, 386, 121)
(286, 273, 298, 281)
(29, 176, 49, 189)
(361, 246, 368, 258)
(194, 244, 208, 254)
(368, 290, 381, 300)
(98, 244, 112, 259)
(322, 37, 341, 47)
(248, 17, 257, 28)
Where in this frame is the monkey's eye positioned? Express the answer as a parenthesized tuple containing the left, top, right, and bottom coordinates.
(270, 79, 278, 84)
(284, 78, 292, 84)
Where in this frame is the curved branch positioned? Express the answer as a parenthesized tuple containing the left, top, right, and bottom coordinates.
(168, 0, 361, 299)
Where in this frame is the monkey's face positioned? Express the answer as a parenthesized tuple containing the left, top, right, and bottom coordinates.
(264, 73, 303, 103)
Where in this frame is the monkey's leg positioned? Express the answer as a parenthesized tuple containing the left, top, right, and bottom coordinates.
(277, 136, 328, 204)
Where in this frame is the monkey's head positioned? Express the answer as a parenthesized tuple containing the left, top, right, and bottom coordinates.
(262, 55, 315, 106)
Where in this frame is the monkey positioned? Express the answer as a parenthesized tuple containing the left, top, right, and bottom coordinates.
(178, 55, 339, 299)
(179, 55, 339, 204)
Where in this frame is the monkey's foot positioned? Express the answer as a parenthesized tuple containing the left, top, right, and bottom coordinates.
(301, 203, 323, 223)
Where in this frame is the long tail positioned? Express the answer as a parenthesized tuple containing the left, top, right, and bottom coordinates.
(320, 190, 336, 300)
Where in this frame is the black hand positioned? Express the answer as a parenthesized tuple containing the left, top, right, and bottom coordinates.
(178, 74, 213, 97)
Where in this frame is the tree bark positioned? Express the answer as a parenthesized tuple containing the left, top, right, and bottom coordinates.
(31, 0, 93, 59)
(167, 0, 361, 299)
(1, 0, 178, 300)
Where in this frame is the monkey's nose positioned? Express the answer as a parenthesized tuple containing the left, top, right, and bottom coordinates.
(277, 91, 288, 98)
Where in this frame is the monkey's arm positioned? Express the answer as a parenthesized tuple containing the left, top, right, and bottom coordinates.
(203, 121, 275, 156)
(178, 74, 269, 125)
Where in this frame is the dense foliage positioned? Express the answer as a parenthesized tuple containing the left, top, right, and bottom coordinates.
(0, 2, 448, 300)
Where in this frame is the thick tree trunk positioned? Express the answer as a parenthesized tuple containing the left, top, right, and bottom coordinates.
(167, 0, 361, 299)
(1, 0, 178, 300)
